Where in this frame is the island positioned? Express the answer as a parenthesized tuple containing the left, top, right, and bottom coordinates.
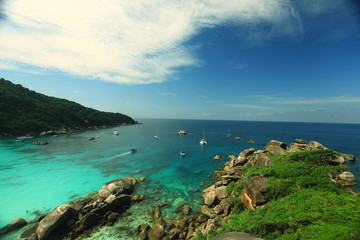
(0, 78, 137, 137)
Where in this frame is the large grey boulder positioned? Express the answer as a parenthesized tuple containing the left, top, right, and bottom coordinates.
(242, 176, 268, 207)
(342, 154, 356, 161)
(99, 177, 138, 198)
(201, 205, 214, 217)
(214, 186, 228, 200)
(210, 232, 264, 240)
(306, 141, 326, 151)
(251, 153, 273, 167)
(36, 204, 73, 240)
(327, 155, 345, 165)
(231, 148, 255, 167)
(264, 140, 288, 156)
(205, 191, 218, 207)
(0, 217, 27, 236)
(265, 145, 288, 156)
(338, 171, 357, 186)
(264, 140, 287, 150)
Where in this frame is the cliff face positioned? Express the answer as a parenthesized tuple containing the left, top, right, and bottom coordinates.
(0, 78, 136, 136)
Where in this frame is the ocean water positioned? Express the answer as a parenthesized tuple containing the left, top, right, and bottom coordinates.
(1, 119, 359, 239)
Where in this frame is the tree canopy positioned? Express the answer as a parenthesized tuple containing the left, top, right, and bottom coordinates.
(0, 78, 136, 136)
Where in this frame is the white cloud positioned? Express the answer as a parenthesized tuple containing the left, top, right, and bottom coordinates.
(72, 90, 83, 94)
(268, 96, 360, 105)
(160, 92, 178, 97)
(201, 112, 218, 117)
(0, 0, 343, 84)
(224, 104, 273, 109)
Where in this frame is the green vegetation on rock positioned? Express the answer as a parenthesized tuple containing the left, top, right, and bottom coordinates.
(0, 78, 136, 136)
(218, 150, 360, 239)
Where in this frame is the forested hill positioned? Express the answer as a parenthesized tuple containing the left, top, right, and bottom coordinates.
(0, 78, 136, 136)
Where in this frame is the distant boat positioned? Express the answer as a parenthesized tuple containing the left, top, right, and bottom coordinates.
(177, 130, 186, 135)
(33, 140, 49, 145)
(154, 135, 159, 140)
(96, 135, 100, 138)
(224, 134, 231, 137)
(200, 129, 207, 145)
(130, 149, 137, 153)
(16, 136, 34, 141)
(89, 137, 95, 140)
(180, 151, 186, 157)
(113, 131, 119, 135)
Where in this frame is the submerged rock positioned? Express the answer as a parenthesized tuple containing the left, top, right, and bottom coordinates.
(148, 223, 165, 240)
(0, 217, 27, 236)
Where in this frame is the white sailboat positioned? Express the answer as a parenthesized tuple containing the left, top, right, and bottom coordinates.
(200, 129, 207, 145)
(154, 130, 159, 139)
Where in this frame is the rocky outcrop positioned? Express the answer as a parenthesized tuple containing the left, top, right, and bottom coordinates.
(15, 177, 139, 240)
(241, 176, 268, 209)
(0, 217, 27, 237)
(306, 141, 326, 151)
(288, 139, 307, 152)
(131, 139, 357, 240)
(36, 204, 74, 240)
(338, 171, 357, 186)
(263, 140, 288, 156)
(250, 152, 273, 167)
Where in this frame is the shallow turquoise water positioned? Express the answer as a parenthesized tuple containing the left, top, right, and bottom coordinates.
(1, 119, 359, 238)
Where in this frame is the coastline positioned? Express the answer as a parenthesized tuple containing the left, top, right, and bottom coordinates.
(1, 138, 357, 239)
(0, 121, 142, 138)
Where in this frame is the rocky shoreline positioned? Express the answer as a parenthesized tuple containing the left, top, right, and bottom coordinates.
(0, 122, 141, 138)
(0, 139, 357, 240)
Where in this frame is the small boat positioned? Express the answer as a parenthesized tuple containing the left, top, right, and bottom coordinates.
(154, 135, 159, 140)
(96, 135, 100, 138)
(180, 151, 186, 157)
(16, 136, 34, 141)
(113, 131, 119, 135)
(89, 137, 95, 140)
(224, 134, 231, 137)
(200, 129, 207, 145)
(130, 149, 137, 153)
(177, 130, 187, 135)
(33, 141, 49, 145)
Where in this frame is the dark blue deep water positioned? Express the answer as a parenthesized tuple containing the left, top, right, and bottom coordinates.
(1, 119, 359, 239)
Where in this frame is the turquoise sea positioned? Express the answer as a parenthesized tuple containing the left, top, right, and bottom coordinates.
(1, 119, 360, 239)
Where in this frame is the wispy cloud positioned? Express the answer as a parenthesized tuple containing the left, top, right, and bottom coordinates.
(268, 96, 360, 105)
(202, 112, 218, 117)
(160, 92, 178, 97)
(72, 90, 83, 94)
(224, 104, 273, 109)
(0, 0, 348, 85)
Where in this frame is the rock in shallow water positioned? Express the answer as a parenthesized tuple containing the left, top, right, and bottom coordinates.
(36, 204, 74, 240)
(0, 217, 27, 236)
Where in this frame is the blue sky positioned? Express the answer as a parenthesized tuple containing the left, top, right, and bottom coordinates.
(0, 0, 360, 123)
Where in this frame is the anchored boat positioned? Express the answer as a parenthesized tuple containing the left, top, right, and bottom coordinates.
(200, 129, 207, 145)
